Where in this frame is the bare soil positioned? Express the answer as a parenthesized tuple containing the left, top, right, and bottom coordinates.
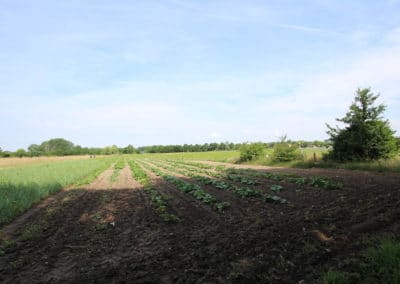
(0, 162, 399, 283)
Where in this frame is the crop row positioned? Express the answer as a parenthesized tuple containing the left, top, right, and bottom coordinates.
(144, 160, 288, 204)
(167, 160, 343, 190)
(166, 160, 263, 186)
(110, 159, 126, 182)
(136, 160, 230, 211)
(128, 160, 179, 222)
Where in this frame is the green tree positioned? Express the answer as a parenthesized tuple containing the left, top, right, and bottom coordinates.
(28, 144, 42, 156)
(39, 138, 75, 156)
(15, 148, 27, 158)
(327, 88, 397, 161)
(122, 144, 137, 154)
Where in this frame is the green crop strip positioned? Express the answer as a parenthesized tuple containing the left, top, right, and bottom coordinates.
(222, 168, 343, 190)
(137, 160, 230, 212)
(128, 160, 178, 222)
(0, 157, 114, 225)
(146, 160, 287, 202)
(109, 159, 126, 183)
(168, 160, 343, 190)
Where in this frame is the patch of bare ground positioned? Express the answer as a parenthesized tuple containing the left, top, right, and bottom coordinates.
(85, 166, 114, 190)
(112, 164, 142, 190)
(0, 160, 399, 283)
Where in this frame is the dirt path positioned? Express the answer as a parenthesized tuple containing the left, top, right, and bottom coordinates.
(1, 161, 400, 283)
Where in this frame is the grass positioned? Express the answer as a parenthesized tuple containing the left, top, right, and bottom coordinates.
(0, 155, 94, 169)
(298, 155, 400, 173)
(323, 239, 400, 284)
(0, 157, 114, 225)
(245, 148, 400, 173)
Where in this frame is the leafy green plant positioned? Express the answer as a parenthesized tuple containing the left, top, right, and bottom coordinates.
(309, 176, 343, 190)
(235, 187, 261, 198)
(216, 201, 231, 212)
(264, 194, 288, 204)
(270, 184, 283, 192)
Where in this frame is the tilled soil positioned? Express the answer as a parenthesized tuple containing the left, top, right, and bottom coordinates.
(0, 162, 399, 283)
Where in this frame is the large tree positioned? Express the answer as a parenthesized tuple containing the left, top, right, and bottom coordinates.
(327, 88, 397, 161)
(39, 138, 75, 155)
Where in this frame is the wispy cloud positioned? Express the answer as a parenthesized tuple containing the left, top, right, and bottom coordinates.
(278, 24, 342, 36)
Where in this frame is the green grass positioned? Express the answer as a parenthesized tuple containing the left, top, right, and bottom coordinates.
(242, 148, 400, 173)
(298, 155, 400, 173)
(0, 157, 114, 225)
(323, 239, 400, 284)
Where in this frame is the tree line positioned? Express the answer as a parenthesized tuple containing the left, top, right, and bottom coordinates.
(0, 139, 332, 158)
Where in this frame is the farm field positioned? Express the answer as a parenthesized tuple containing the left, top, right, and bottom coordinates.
(0, 156, 399, 282)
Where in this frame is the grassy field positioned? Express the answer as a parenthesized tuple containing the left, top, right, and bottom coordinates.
(0, 157, 114, 225)
(0, 155, 94, 169)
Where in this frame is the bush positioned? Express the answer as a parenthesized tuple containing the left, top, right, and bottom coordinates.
(239, 143, 265, 161)
(272, 142, 302, 162)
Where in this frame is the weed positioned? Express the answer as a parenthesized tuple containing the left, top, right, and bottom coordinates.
(21, 222, 48, 241)
(361, 239, 400, 283)
(323, 270, 350, 284)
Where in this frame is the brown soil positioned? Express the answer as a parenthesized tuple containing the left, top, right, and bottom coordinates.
(0, 162, 399, 283)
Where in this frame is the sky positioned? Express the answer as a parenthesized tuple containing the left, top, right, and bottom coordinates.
(1, 0, 400, 150)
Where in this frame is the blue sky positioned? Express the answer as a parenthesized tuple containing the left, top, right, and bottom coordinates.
(1, 0, 400, 150)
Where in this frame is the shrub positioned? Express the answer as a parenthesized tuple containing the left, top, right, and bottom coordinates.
(272, 141, 302, 162)
(239, 143, 265, 161)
